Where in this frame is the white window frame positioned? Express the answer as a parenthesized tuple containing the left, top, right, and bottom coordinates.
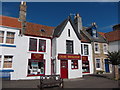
(94, 42, 100, 53)
(95, 58, 102, 70)
(0, 30, 16, 45)
(103, 43, 108, 54)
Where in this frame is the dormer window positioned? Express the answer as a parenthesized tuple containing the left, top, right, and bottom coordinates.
(92, 29, 98, 38)
(40, 29, 45, 32)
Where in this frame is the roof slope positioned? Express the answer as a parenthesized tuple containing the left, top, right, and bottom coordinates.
(0, 15, 54, 38)
(105, 30, 120, 42)
(53, 16, 81, 40)
(81, 27, 107, 43)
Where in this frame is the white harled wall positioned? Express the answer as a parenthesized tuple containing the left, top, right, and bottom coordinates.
(54, 21, 82, 79)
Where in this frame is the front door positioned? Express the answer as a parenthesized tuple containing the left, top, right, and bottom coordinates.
(105, 59, 110, 73)
(61, 60, 68, 79)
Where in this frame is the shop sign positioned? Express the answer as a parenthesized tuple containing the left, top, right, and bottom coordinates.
(31, 53, 44, 60)
(58, 54, 81, 60)
(82, 56, 88, 61)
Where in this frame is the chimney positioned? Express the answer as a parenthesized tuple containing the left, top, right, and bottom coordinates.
(18, 1, 27, 36)
(74, 13, 82, 34)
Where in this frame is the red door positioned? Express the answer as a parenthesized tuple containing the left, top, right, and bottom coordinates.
(61, 60, 68, 79)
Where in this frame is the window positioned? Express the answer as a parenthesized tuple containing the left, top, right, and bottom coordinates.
(81, 44, 83, 55)
(68, 29, 70, 37)
(82, 60, 89, 73)
(0, 31, 4, 43)
(28, 60, 45, 75)
(103, 44, 108, 53)
(3, 56, 13, 68)
(95, 43, 99, 52)
(66, 40, 73, 54)
(84, 45, 89, 55)
(0, 56, 1, 68)
(29, 38, 46, 52)
(29, 38, 37, 51)
(92, 29, 98, 38)
(71, 60, 78, 69)
(96, 59, 101, 68)
(6, 32, 15, 44)
(39, 39, 46, 52)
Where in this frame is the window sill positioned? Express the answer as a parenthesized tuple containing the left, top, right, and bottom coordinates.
(27, 74, 44, 77)
(28, 51, 47, 54)
(0, 44, 16, 47)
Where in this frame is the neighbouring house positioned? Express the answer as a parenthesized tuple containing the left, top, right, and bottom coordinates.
(80, 21, 112, 74)
(105, 24, 120, 52)
(0, 15, 54, 80)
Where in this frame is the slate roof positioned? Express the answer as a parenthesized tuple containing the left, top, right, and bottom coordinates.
(81, 27, 107, 43)
(53, 16, 81, 40)
(0, 15, 54, 38)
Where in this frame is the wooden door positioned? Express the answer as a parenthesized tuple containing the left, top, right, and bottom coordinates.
(61, 60, 68, 79)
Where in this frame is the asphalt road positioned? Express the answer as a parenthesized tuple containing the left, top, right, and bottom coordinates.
(1, 74, 119, 89)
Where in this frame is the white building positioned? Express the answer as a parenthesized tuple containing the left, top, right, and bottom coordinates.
(0, 16, 54, 80)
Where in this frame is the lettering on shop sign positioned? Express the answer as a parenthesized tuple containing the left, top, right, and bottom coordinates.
(58, 54, 81, 60)
(31, 53, 44, 60)
(82, 56, 88, 61)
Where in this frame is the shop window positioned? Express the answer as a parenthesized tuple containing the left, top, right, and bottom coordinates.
(96, 59, 101, 68)
(0, 31, 4, 43)
(39, 39, 46, 52)
(82, 60, 89, 73)
(94, 43, 99, 53)
(71, 60, 78, 69)
(3, 56, 13, 68)
(6, 32, 15, 44)
(66, 40, 73, 54)
(84, 45, 89, 55)
(29, 38, 37, 51)
(28, 60, 45, 75)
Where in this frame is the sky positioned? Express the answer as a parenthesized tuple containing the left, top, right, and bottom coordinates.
(1, 2, 119, 33)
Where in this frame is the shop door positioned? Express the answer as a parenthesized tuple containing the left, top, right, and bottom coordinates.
(105, 59, 110, 73)
(61, 60, 68, 79)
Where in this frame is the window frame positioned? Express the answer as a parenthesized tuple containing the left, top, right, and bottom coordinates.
(94, 43, 100, 53)
(84, 44, 89, 55)
(66, 40, 74, 54)
(95, 58, 101, 70)
(29, 38, 46, 52)
(27, 59, 45, 76)
(38, 39, 46, 52)
(29, 38, 38, 52)
(6, 32, 15, 44)
(103, 43, 108, 54)
(3, 56, 13, 69)
(0, 31, 4, 43)
(71, 60, 78, 69)
(68, 29, 70, 37)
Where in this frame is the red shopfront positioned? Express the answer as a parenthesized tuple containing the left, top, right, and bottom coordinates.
(58, 54, 81, 79)
(82, 56, 90, 73)
(27, 53, 45, 76)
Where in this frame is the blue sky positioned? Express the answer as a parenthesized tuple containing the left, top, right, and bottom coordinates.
(2, 2, 118, 32)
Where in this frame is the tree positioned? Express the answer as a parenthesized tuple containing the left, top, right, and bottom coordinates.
(107, 50, 120, 80)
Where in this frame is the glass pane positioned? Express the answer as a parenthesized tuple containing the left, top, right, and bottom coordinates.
(66, 40, 73, 54)
(39, 39, 46, 52)
(29, 38, 37, 51)
(0, 37, 4, 43)
(0, 31, 4, 37)
(4, 56, 13, 68)
(6, 38, 14, 44)
(7, 32, 15, 38)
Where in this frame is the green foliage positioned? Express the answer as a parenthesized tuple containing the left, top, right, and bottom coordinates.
(107, 50, 120, 65)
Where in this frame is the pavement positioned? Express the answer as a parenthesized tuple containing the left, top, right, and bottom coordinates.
(1, 74, 120, 89)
